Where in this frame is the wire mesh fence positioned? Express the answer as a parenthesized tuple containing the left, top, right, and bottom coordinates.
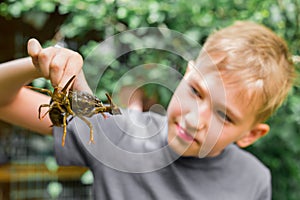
(0, 121, 93, 200)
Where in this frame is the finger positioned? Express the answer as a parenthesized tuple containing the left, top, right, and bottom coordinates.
(27, 38, 43, 67)
(37, 47, 57, 79)
(49, 51, 68, 87)
(72, 70, 93, 94)
(59, 51, 83, 88)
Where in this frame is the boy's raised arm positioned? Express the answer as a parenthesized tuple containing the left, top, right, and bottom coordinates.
(0, 39, 88, 135)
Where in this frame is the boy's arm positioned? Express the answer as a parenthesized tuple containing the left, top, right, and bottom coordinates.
(0, 39, 89, 135)
(0, 86, 53, 135)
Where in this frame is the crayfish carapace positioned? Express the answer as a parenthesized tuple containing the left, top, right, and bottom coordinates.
(27, 75, 121, 146)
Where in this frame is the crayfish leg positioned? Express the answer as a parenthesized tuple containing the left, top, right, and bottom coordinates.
(38, 104, 50, 119)
(78, 116, 95, 144)
(25, 86, 53, 96)
(61, 114, 68, 147)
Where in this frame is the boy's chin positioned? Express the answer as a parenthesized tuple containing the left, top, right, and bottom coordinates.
(168, 136, 223, 158)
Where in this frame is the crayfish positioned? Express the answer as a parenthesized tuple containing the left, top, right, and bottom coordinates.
(27, 75, 121, 146)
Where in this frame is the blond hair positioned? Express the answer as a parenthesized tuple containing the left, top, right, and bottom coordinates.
(198, 21, 296, 123)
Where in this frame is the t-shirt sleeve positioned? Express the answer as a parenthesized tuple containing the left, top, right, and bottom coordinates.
(53, 118, 92, 167)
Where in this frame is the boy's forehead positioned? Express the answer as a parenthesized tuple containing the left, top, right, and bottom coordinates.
(187, 66, 227, 105)
(190, 62, 258, 101)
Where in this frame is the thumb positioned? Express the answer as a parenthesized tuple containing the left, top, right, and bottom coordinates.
(27, 38, 42, 66)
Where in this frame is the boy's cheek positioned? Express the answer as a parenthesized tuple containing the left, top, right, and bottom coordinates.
(168, 90, 190, 114)
(167, 96, 182, 115)
(167, 101, 189, 122)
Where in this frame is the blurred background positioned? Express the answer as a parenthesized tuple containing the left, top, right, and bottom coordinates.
(0, 0, 299, 199)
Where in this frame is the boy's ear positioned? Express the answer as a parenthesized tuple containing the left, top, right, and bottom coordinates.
(236, 123, 270, 148)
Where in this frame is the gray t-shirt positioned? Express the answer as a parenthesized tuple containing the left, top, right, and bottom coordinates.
(54, 110, 271, 200)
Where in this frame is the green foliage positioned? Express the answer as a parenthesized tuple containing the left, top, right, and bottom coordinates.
(1, 0, 300, 199)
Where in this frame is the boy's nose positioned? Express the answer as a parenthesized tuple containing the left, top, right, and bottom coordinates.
(184, 102, 210, 131)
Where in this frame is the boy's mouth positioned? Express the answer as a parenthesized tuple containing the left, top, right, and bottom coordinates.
(176, 123, 195, 142)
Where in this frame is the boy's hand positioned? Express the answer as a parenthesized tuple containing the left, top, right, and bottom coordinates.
(27, 38, 84, 88)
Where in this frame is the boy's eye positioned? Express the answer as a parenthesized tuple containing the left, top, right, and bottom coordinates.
(217, 110, 233, 123)
(190, 86, 202, 98)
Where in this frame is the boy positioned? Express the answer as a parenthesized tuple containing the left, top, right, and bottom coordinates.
(0, 21, 296, 199)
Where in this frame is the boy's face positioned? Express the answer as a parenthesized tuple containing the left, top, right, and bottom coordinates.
(167, 61, 269, 158)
